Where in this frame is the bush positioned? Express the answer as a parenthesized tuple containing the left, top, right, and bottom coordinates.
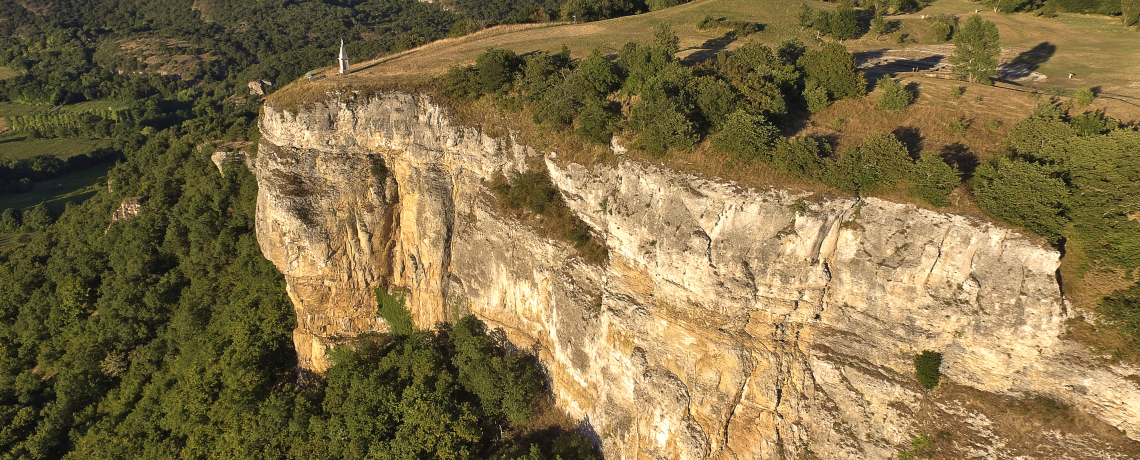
(926, 13, 958, 42)
(871, 13, 888, 36)
(1100, 284, 1140, 343)
(950, 85, 963, 98)
(375, 286, 414, 336)
(440, 65, 482, 99)
(831, 0, 858, 40)
(710, 110, 779, 161)
(697, 15, 719, 30)
(575, 98, 617, 145)
(914, 351, 942, 389)
(838, 133, 913, 192)
(910, 152, 960, 207)
(370, 157, 388, 182)
(972, 157, 1069, 242)
(803, 80, 830, 113)
(1074, 87, 1095, 107)
(489, 170, 608, 264)
(799, 43, 867, 100)
(948, 117, 971, 137)
(476, 48, 522, 94)
(876, 77, 914, 111)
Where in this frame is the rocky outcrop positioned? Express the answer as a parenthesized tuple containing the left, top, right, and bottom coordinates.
(256, 92, 1140, 459)
(105, 196, 144, 233)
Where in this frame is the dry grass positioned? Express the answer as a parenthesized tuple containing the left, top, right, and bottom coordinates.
(911, 383, 1140, 459)
(0, 66, 19, 80)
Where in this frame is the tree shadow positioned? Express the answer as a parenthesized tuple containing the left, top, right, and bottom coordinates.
(891, 126, 924, 159)
(940, 143, 979, 181)
(683, 30, 739, 64)
(858, 49, 945, 84)
(1001, 42, 1055, 80)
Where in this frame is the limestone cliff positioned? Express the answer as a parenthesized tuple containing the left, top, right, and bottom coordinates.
(255, 92, 1140, 459)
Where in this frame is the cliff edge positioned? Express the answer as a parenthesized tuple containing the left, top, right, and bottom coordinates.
(255, 91, 1140, 459)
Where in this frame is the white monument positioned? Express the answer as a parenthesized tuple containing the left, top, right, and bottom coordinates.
(338, 40, 349, 75)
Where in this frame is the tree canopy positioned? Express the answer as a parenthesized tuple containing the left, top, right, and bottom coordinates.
(950, 14, 1001, 85)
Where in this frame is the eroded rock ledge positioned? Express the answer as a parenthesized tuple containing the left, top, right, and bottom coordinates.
(255, 92, 1140, 459)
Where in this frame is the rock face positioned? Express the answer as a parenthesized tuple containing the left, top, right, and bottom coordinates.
(256, 92, 1140, 459)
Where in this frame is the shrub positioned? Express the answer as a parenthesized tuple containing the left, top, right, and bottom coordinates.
(950, 85, 963, 98)
(697, 15, 719, 30)
(375, 286, 414, 336)
(488, 170, 608, 264)
(910, 152, 961, 207)
(929, 21, 952, 42)
(710, 110, 779, 161)
(370, 157, 388, 182)
(804, 80, 830, 113)
(914, 351, 942, 389)
(831, 0, 859, 40)
(1100, 284, 1140, 343)
(575, 98, 617, 145)
(799, 43, 867, 100)
(579, 48, 620, 97)
(876, 77, 914, 111)
(689, 76, 740, 130)
(1074, 87, 1095, 107)
(841, 132, 913, 192)
(871, 13, 888, 36)
(948, 117, 971, 137)
(926, 13, 958, 42)
(475, 48, 521, 94)
(629, 79, 697, 157)
(972, 157, 1069, 242)
(440, 65, 481, 99)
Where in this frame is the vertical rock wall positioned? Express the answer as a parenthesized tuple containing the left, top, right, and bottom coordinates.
(255, 92, 1140, 458)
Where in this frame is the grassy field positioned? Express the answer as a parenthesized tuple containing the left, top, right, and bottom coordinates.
(0, 161, 113, 213)
(0, 132, 111, 161)
(0, 67, 19, 80)
(277, 0, 1140, 104)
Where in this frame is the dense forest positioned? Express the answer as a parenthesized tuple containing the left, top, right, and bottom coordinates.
(0, 0, 603, 458)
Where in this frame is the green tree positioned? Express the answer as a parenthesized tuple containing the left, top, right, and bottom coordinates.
(476, 48, 521, 94)
(832, 0, 859, 40)
(652, 23, 681, 55)
(972, 157, 1069, 242)
(871, 12, 888, 36)
(21, 203, 54, 232)
(803, 80, 830, 113)
(950, 15, 1001, 85)
(578, 48, 619, 97)
(1124, 0, 1140, 26)
(910, 152, 961, 207)
(799, 43, 867, 100)
(841, 133, 913, 192)
(710, 110, 779, 161)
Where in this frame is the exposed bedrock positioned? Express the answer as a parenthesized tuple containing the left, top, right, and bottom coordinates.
(255, 92, 1140, 459)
